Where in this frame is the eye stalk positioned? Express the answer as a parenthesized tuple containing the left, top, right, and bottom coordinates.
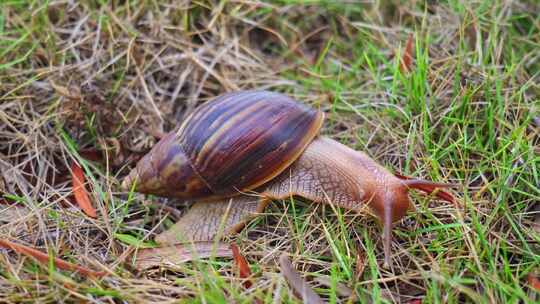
(368, 184, 412, 268)
(401, 178, 458, 204)
(368, 178, 456, 267)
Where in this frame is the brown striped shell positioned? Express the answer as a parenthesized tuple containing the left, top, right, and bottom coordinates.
(123, 90, 324, 200)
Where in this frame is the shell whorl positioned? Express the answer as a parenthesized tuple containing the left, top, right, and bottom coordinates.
(173, 90, 324, 197)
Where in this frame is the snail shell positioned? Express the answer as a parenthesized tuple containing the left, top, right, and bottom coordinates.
(124, 90, 324, 200)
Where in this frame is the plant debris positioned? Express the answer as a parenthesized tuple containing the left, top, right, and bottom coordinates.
(230, 243, 253, 289)
(528, 273, 540, 292)
(399, 33, 415, 73)
(0, 239, 106, 278)
(355, 251, 366, 281)
(71, 162, 97, 218)
(134, 242, 233, 270)
(279, 253, 325, 304)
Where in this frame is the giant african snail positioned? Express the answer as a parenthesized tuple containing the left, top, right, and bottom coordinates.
(122, 90, 456, 266)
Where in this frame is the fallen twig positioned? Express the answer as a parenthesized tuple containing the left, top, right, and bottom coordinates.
(0, 239, 106, 278)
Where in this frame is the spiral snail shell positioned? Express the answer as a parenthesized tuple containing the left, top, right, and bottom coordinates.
(123, 90, 323, 199)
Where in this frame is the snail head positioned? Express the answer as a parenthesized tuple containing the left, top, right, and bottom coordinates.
(367, 177, 456, 267)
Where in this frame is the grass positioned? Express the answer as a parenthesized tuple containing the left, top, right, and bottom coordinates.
(1, 0, 539, 303)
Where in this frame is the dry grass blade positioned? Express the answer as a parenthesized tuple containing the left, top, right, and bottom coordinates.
(279, 253, 326, 304)
(230, 243, 253, 289)
(533, 204, 540, 235)
(134, 242, 232, 270)
(400, 33, 414, 73)
(355, 251, 366, 281)
(0, 239, 107, 278)
(313, 276, 353, 297)
(0, 205, 31, 221)
(49, 80, 81, 100)
(71, 162, 97, 218)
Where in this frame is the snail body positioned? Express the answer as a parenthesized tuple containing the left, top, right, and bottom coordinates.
(123, 90, 455, 266)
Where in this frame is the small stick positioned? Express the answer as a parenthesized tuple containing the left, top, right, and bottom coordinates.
(0, 239, 107, 278)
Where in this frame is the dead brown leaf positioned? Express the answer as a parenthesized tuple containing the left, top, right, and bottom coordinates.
(0, 239, 106, 278)
(279, 253, 326, 304)
(71, 162, 97, 218)
(528, 273, 540, 292)
(400, 33, 414, 73)
(134, 242, 233, 270)
(230, 243, 253, 289)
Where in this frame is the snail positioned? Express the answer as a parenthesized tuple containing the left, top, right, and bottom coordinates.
(122, 90, 456, 266)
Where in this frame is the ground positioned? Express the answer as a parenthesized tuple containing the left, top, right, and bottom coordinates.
(1, 0, 539, 303)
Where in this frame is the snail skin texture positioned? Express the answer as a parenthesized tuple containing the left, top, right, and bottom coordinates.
(122, 90, 456, 267)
